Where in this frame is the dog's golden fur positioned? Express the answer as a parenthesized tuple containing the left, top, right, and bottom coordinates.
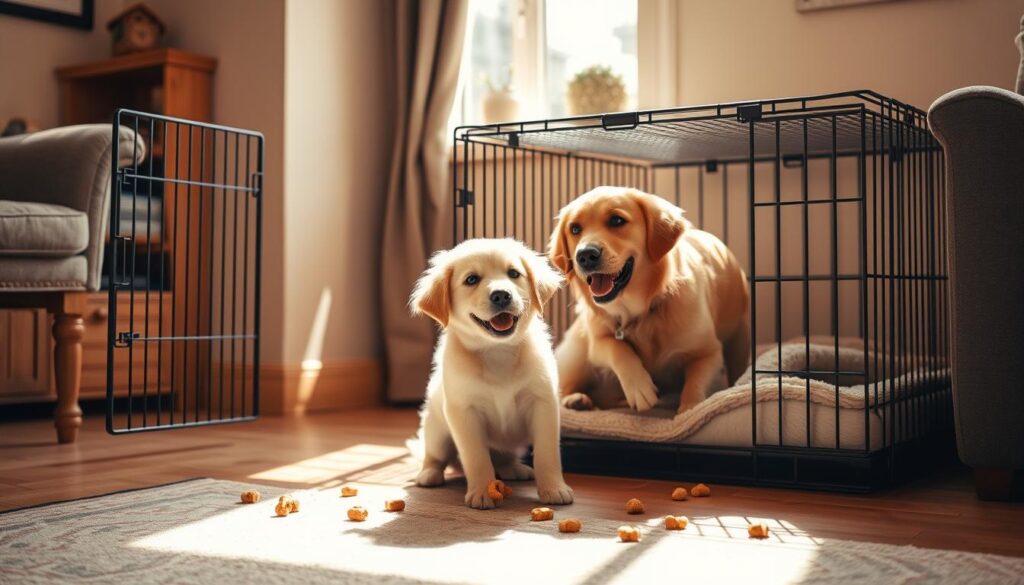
(549, 187, 750, 413)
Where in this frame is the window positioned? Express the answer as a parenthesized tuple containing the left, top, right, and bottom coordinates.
(451, 0, 639, 128)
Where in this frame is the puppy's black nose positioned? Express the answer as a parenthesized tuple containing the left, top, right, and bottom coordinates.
(575, 245, 603, 271)
(490, 290, 512, 308)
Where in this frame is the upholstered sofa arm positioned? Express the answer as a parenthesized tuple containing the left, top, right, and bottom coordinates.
(927, 86, 1024, 471)
(0, 124, 145, 290)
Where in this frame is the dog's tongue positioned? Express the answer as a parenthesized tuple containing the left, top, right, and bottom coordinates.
(588, 274, 615, 297)
(489, 313, 514, 332)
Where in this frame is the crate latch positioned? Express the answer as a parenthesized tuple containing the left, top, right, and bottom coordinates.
(457, 188, 475, 207)
(737, 103, 763, 123)
(115, 331, 140, 348)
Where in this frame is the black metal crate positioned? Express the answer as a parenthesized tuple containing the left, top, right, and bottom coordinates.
(106, 110, 264, 434)
(454, 90, 951, 492)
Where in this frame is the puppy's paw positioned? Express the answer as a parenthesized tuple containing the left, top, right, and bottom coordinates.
(622, 376, 659, 412)
(496, 462, 535, 481)
(537, 481, 574, 505)
(464, 486, 497, 509)
(415, 467, 445, 487)
(561, 393, 594, 411)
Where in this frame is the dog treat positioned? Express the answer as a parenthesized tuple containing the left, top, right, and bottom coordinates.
(275, 495, 299, 517)
(558, 518, 582, 533)
(625, 498, 645, 514)
(340, 486, 358, 497)
(618, 525, 641, 542)
(531, 507, 555, 521)
(748, 523, 770, 539)
(691, 483, 711, 497)
(487, 480, 512, 501)
(240, 490, 261, 504)
(347, 506, 369, 522)
(664, 515, 689, 530)
(671, 487, 688, 501)
(384, 499, 406, 512)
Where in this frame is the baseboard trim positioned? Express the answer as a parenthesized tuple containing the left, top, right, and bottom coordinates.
(260, 359, 382, 416)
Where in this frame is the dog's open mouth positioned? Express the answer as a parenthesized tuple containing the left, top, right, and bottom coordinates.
(471, 312, 519, 337)
(586, 257, 634, 304)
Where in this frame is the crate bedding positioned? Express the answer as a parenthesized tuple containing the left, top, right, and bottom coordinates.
(559, 339, 948, 451)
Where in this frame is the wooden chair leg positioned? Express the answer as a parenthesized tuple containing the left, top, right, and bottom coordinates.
(53, 310, 85, 444)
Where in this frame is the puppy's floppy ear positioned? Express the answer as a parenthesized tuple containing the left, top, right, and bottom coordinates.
(409, 251, 453, 327)
(522, 251, 564, 314)
(633, 190, 686, 262)
(548, 207, 573, 275)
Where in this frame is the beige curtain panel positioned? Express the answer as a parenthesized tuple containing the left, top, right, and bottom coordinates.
(381, 0, 468, 402)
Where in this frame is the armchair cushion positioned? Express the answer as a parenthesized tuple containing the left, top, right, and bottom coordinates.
(0, 124, 144, 291)
(0, 256, 87, 291)
(0, 200, 88, 257)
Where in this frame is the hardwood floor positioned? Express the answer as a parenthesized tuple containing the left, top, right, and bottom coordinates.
(1, 409, 1022, 557)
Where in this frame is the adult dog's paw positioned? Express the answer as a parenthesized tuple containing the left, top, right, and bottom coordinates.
(537, 482, 574, 505)
(561, 393, 594, 411)
(496, 462, 535, 481)
(464, 486, 497, 509)
(622, 375, 658, 412)
(415, 467, 445, 487)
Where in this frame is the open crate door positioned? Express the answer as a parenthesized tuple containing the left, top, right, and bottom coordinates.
(106, 110, 263, 434)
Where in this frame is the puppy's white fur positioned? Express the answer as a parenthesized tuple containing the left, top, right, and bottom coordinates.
(410, 238, 573, 509)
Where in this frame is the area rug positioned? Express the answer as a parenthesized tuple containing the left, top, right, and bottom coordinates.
(1, 478, 1021, 585)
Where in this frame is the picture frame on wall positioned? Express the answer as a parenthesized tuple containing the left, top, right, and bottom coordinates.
(0, 0, 93, 30)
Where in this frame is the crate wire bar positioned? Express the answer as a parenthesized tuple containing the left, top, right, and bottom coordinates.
(106, 110, 264, 434)
(453, 90, 951, 491)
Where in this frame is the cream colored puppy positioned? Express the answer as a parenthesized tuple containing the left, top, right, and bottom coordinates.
(410, 238, 574, 509)
(550, 187, 750, 414)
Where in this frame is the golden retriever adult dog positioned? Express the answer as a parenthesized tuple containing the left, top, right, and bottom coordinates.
(549, 186, 750, 414)
(410, 238, 574, 509)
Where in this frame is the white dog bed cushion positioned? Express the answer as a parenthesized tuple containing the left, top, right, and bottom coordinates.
(560, 341, 948, 451)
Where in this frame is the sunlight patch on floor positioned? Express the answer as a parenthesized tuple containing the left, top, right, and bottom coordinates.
(248, 443, 411, 485)
(129, 482, 825, 585)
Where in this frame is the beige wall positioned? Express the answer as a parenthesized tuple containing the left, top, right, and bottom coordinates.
(282, 0, 394, 364)
(146, 0, 288, 365)
(0, 0, 124, 128)
(675, 0, 1022, 109)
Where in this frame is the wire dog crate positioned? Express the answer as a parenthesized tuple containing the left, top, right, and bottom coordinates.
(106, 110, 264, 434)
(453, 90, 952, 492)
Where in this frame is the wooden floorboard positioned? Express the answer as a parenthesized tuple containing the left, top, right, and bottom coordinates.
(1, 409, 1022, 557)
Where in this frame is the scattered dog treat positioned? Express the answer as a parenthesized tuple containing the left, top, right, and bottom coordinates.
(691, 483, 712, 497)
(240, 490, 261, 504)
(487, 480, 512, 501)
(671, 487, 688, 501)
(664, 515, 689, 530)
(625, 498, 645, 514)
(618, 525, 641, 542)
(340, 486, 358, 497)
(384, 499, 406, 512)
(530, 507, 555, 521)
(558, 518, 582, 533)
(748, 523, 770, 539)
(347, 506, 369, 522)
(275, 495, 299, 517)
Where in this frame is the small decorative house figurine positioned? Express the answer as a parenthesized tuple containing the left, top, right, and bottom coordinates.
(107, 3, 165, 56)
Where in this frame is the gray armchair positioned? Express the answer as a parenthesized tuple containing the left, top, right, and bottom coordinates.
(927, 15, 1024, 500)
(0, 124, 143, 443)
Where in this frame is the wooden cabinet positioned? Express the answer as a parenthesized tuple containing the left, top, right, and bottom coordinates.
(0, 49, 215, 404)
(0, 310, 52, 404)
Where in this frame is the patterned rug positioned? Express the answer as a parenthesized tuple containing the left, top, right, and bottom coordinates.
(2, 478, 1022, 585)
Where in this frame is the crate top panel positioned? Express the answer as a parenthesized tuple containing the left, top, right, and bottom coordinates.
(456, 91, 935, 165)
